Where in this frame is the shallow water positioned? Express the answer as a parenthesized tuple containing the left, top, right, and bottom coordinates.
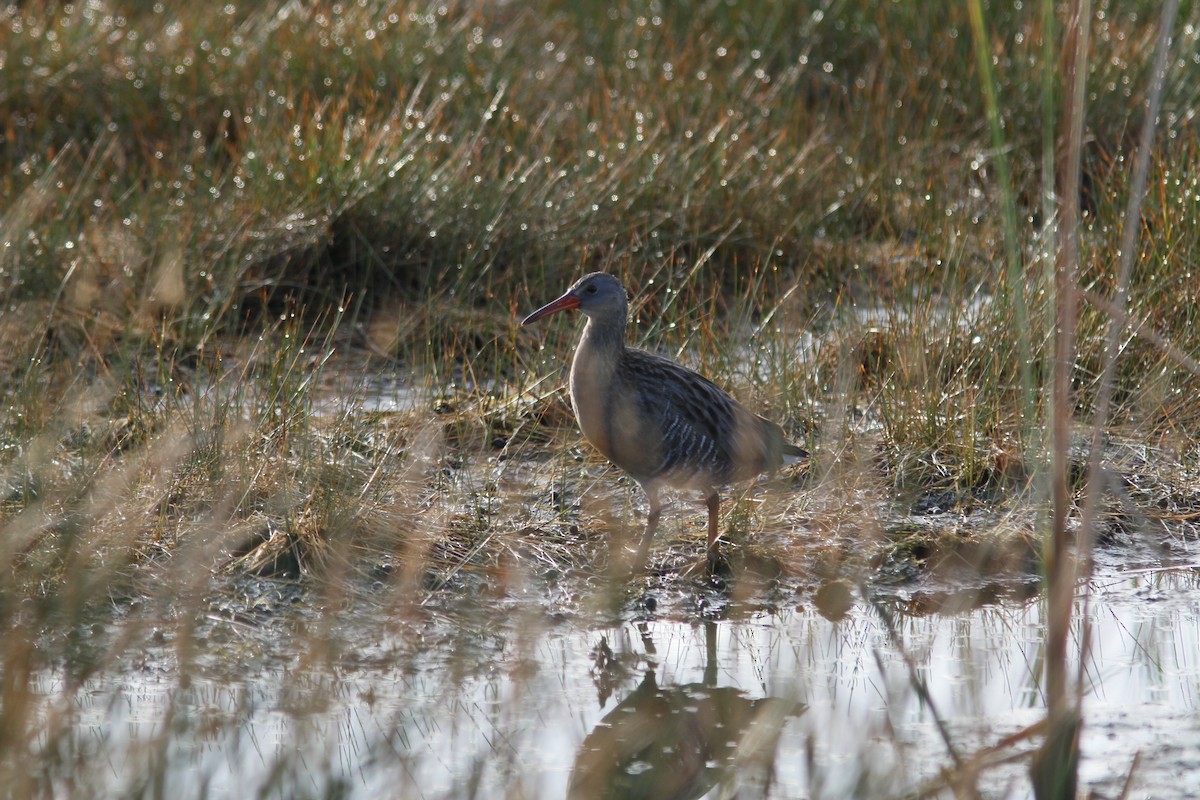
(33, 559, 1200, 799)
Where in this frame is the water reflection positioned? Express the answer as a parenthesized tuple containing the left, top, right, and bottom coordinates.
(569, 622, 800, 799)
(24, 566, 1200, 798)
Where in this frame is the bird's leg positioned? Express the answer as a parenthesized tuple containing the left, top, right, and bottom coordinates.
(704, 490, 721, 570)
(633, 485, 661, 573)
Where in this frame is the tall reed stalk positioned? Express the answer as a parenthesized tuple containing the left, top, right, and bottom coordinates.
(1035, 0, 1089, 792)
(967, 0, 1035, 452)
(1036, 2, 1178, 797)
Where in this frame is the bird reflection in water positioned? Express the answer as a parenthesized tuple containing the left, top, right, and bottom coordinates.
(569, 621, 802, 799)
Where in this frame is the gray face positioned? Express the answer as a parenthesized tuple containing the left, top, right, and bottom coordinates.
(568, 272, 627, 320)
(522, 271, 628, 326)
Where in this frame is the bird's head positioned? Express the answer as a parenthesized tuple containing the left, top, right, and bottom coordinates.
(522, 272, 628, 325)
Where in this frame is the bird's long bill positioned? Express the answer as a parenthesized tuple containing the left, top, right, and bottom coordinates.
(521, 291, 580, 325)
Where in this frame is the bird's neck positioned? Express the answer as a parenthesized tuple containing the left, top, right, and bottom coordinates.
(572, 313, 626, 398)
(569, 312, 627, 460)
(578, 311, 627, 360)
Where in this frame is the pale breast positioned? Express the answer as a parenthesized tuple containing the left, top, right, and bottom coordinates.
(569, 349, 666, 482)
(568, 355, 613, 460)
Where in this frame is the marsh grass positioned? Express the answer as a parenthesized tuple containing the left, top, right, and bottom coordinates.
(4, 0, 1200, 797)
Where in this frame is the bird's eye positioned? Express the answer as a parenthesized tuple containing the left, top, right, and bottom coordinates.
(585, 284, 598, 294)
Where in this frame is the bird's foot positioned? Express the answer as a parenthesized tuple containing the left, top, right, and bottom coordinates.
(682, 544, 731, 580)
(706, 545, 732, 577)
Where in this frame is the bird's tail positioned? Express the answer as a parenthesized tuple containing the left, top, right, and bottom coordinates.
(782, 443, 809, 465)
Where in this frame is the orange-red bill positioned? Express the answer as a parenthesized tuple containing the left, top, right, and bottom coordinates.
(521, 292, 580, 325)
